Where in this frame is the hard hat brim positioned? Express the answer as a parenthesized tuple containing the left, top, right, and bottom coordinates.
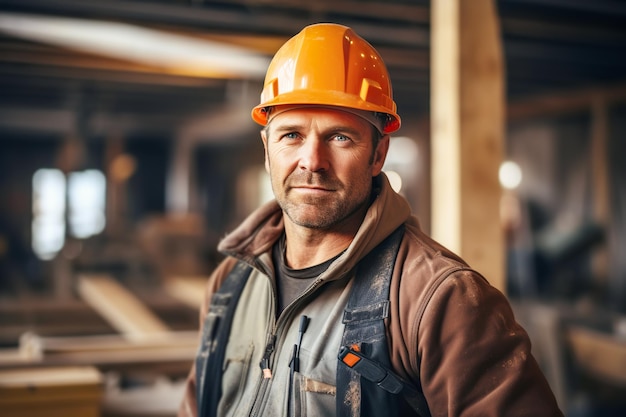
(251, 90, 401, 134)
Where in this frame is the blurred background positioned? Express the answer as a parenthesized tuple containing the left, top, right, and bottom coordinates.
(0, 0, 624, 416)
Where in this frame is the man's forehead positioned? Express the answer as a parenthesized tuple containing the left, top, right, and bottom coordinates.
(267, 105, 384, 134)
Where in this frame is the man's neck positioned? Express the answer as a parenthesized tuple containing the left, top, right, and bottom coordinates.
(283, 231, 352, 269)
(282, 215, 363, 269)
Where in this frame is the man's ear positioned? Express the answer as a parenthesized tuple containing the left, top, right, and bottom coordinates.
(372, 134, 390, 176)
(261, 129, 270, 173)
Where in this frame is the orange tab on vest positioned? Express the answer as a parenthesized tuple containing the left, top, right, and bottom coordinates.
(341, 352, 361, 368)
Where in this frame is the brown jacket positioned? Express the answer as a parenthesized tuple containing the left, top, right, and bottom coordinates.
(179, 174, 563, 417)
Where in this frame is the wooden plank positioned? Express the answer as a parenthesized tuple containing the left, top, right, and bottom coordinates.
(39, 331, 198, 352)
(77, 275, 170, 341)
(0, 365, 102, 386)
(0, 331, 198, 369)
(0, 295, 197, 344)
(0, 349, 27, 365)
(102, 377, 185, 417)
(430, 0, 505, 292)
(567, 325, 626, 387)
(0, 366, 103, 417)
(165, 276, 207, 309)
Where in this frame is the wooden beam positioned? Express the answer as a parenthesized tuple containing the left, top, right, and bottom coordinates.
(430, 0, 505, 292)
(165, 277, 207, 309)
(207, 0, 431, 25)
(77, 275, 170, 341)
(508, 82, 626, 121)
(0, 366, 103, 417)
(431, 0, 461, 253)
(0, 331, 198, 369)
(590, 98, 610, 285)
(567, 325, 626, 387)
(0, 366, 102, 386)
(502, 17, 626, 44)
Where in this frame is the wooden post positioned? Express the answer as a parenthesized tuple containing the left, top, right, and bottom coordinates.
(104, 134, 135, 238)
(166, 135, 194, 215)
(590, 98, 610, 286)
(431, 0, 506, 292)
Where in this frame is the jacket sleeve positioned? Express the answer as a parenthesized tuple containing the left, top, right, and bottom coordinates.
(416, 269, 563, 417)
(177, 257, 240, 417)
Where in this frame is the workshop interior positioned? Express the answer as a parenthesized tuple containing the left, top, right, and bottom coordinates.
(0, 1, 625, 416)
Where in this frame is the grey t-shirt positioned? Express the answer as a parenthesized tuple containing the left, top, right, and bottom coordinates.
(272, 233, 342, 313)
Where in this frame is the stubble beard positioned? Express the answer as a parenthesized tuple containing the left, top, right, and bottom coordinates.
(274, 171, 371, 230)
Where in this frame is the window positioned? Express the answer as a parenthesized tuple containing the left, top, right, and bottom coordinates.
(32, 168, 106, 260)
(32, 169, 66, 260)
(68, 170, 106, 239)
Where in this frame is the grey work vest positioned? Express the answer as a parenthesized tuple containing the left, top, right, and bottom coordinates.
(196, 226, 430, 417)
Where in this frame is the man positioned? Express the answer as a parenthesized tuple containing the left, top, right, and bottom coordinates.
(178, 23, 562, 417)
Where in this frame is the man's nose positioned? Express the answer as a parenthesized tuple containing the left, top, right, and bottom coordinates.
(298, 138, 329, 172)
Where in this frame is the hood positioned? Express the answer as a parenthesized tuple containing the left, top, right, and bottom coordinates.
(343, 173, 412, 263)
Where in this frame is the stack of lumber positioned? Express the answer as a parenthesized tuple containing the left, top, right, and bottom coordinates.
(0, 366, 103, 417)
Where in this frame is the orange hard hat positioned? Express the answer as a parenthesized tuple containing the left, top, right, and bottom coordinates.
(251, 23, 401, 134)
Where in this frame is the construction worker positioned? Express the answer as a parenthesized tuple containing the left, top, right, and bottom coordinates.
(178, 23, 562, 417)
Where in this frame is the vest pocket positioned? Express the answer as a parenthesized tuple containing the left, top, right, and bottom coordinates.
(292, 372, 336, 417)
(219, 342, 255, 417)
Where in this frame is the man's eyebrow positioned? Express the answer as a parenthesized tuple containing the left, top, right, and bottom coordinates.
(271, 124, 363, 137)
(326, 126, 363, 136)
(271, 124, 304, 133)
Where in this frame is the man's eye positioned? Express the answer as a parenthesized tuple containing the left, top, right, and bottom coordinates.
(333, 134, 350, 142)
(283, 132, 299, 140)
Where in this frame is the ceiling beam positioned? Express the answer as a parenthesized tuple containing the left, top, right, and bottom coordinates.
(209, 0, 430, 24)
(0, 42, 232, 85)
(508, 81, 626, 121)
(501, 17, 626, 44)
(0, 0, 429, 47)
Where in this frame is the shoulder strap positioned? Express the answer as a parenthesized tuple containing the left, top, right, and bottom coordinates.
(196, 260, 252, 417)
(337, 226, 431, 417)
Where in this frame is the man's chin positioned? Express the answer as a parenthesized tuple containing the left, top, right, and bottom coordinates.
(285, 209, 336, 230)
(288, 193, 334, 206)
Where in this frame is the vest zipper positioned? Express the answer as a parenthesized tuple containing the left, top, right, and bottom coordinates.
(260, 335, 276, 379)
(248, 335, 275, 417)
(247, 268, 278, 417)
(248, 275, 335, 416)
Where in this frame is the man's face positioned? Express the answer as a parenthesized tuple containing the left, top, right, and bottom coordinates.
(261, 107, 389, 231)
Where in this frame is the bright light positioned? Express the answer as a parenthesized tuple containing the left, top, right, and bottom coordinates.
(259, 171, 273, 205)
(32, 168, 107, 260)
(386, 170, 403, 193)
(0, 12, 270, 78)
(499, 161, 523, 190)
(383, 137, 418, 195)
(109, 154, 136, 182)
(32, 169, 66, 260)
(68, 170, 106, 239)
(385, 136, 419, 166)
